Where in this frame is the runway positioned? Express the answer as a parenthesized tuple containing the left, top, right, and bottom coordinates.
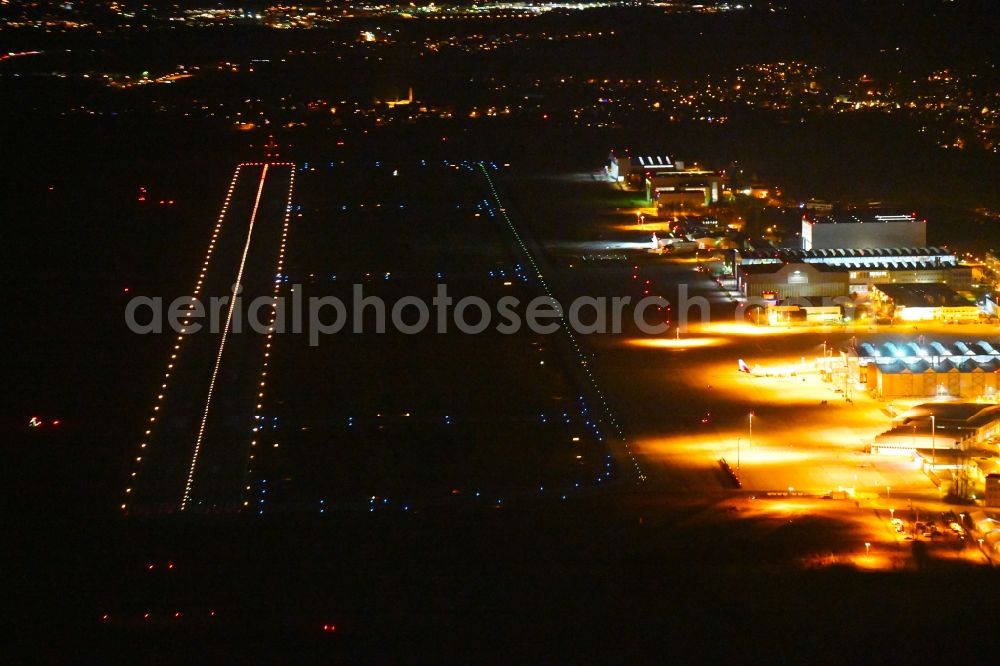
(125, 162, 295, 513)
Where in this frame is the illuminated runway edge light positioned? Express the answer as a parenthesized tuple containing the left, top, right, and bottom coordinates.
(242, 164, 296, 515)
(477, 164, 646, 482)
(122, 165, 245, 514)
(181, 164, 272, 511)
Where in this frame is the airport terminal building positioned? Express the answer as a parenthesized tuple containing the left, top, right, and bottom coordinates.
(645, 169, 722, 208)
(606, 151, 722, 206)
(607, 153, 680, 187)
(850, 340, 1000, 399)
(801, 213, 927, 250)
(870, 283, 980, 322)
(873, 402, 1000, 456)
(735, 247, 971, 300)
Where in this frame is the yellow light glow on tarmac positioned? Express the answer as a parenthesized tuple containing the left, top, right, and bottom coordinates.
(625, 336, 725, 350)
(635, 400, 933, 496)
(611, 221, 673, 233)
(700, 496, 914, 571)
(740, 498, 832, 515)
(733, 446, 824, 465)
(635, 432, 827, 468)
(932, 546, 994, 565)
(688, 320, 1000, 348)
(594, 245, 1000, 567)
(635, 432, 731, 458)
(852, 553, 894, 570)
(693, 321, 834, 337)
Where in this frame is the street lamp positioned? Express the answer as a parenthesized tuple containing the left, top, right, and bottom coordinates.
(889, 507, 895, 520)
(748, 411, 754, 448)
(864, 542, 871, 556)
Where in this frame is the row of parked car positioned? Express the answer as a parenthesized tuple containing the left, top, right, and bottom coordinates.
(890, 512, 966, 540)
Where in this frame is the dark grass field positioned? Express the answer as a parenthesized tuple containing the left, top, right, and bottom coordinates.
(8, 490, 1000, 662)
(245, 159, 614, 510)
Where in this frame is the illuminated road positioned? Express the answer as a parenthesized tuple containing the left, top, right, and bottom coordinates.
(125, 162, 295, 513)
